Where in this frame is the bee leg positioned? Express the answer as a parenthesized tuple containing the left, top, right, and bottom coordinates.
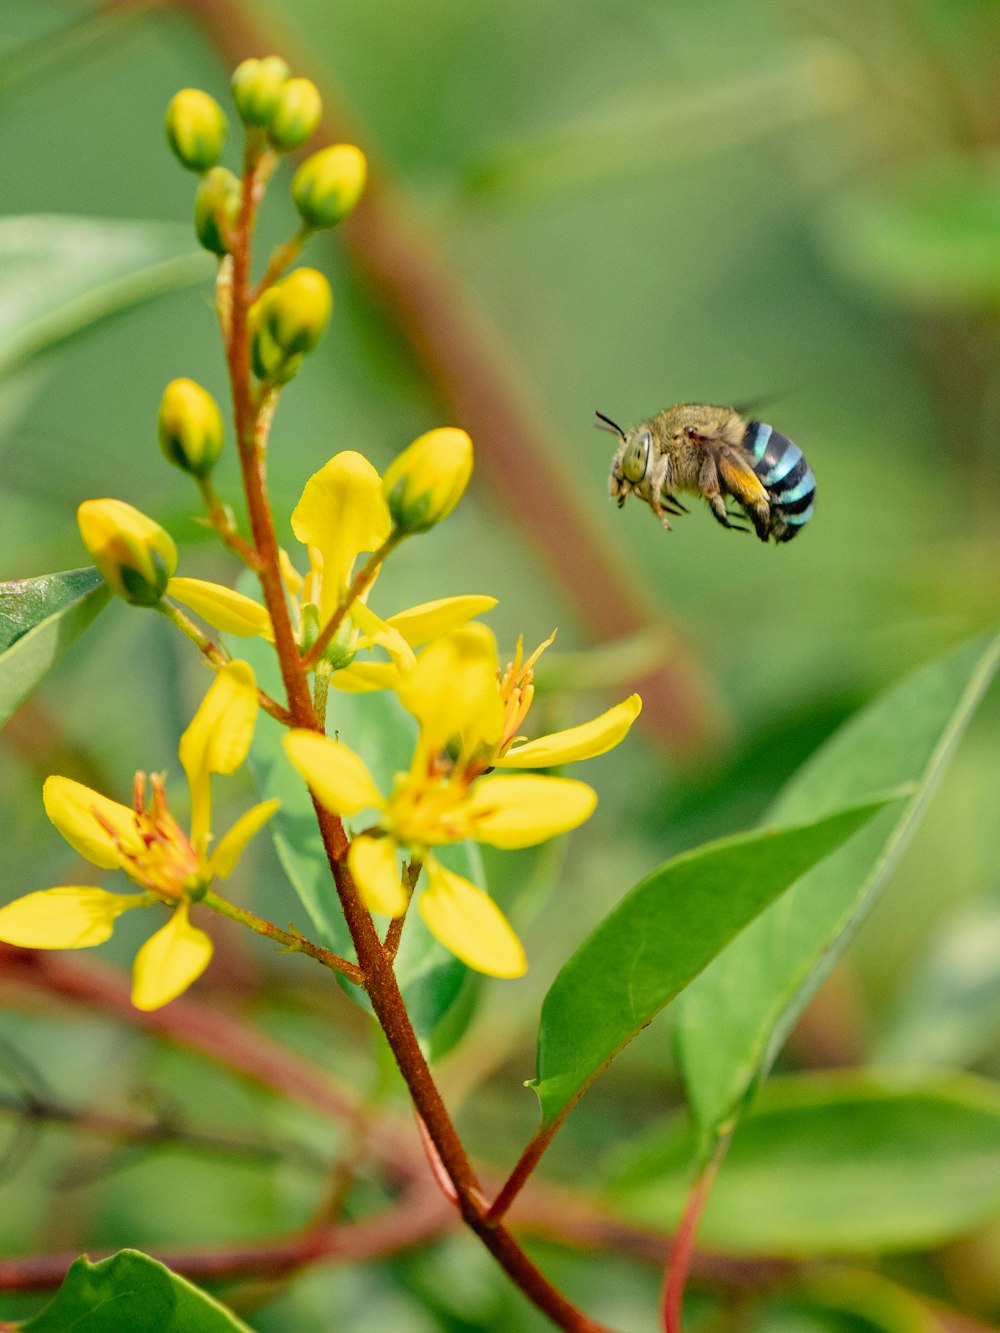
(662, 491, 689, 515)
(707, 493, 747, 532)
(648, 452, 676, 530)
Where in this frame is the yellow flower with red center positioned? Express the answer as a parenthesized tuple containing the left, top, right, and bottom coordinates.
(283, 624, 641, 978)
(0, 662, 278, 1010)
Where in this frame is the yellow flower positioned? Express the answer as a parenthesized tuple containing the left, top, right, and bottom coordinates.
(161, 450, 495, 677)
(282, 625, 641, 978)
(0, 662, 278, 1011)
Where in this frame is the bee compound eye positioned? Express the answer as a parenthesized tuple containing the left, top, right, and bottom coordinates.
(622, 431, 651, 484)
(684, 425, 699, 441)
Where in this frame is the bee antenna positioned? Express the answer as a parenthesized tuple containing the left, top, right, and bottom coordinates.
(594, 410, 626, 439)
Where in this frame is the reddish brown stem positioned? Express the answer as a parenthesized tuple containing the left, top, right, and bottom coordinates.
(662, 1138, 729, 1333)
(486, 1119, 560, 1224)
(217, 123, 613, 1333)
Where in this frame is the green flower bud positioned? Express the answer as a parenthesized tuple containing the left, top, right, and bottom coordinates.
(78, 499, 178, 606)
(158, 378, 225, 477)
(248, 289, 304, 384)
(264, 268, 333, 357)
(231, 55, 289, 127)
(267, 77, 322, 151)
(165, 89, 228, 172)
(382, 428, 473, 534)
(292, 144, 367, 229)
(194, 166, 241, 256)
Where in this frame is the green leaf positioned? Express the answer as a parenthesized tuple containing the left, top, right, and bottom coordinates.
(0, 567, 110, 726)
(675, 630, 1000, 1140)
(531, 796, 896, 1130)
(0, 215, 211, 380)
(230, 628, 476, 1054)
(20, 1249, 252, 1331)
(607, 1072, 1000, 1256)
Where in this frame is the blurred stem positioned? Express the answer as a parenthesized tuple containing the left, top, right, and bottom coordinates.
(157, 600, 291, 724)
(312, 658, 332, 726)
(196, 475, 261, 568)
(250, 224, 312, 301)
(201, 890, 363, 984)
(661, 1135, 730, 1333)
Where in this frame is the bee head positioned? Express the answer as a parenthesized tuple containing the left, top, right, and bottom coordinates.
(598, 410, 652, 499)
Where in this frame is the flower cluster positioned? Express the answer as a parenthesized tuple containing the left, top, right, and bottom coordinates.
(0, 58, 643, 1011)
(285, 624, 641, 976)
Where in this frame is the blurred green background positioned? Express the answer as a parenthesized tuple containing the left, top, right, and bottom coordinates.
(2, 0, 1000, 1329)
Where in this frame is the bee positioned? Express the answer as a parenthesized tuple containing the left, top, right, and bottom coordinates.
(598, 403, 815, 543)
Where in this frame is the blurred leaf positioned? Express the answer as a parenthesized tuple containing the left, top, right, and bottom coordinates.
(876, 901, 1000, 1068)
(20, 1249, 252, 1331)
(746, 1268, 954, 1331)
(676, 630, 1000, 1142)
(232, 628, 476, 1053)
(608, 1071, 1000, 1256)
(0, 216, 211, 381)
(822, 158, 1000, 310)
(0, 567, 109, 726)
(530, 795, 896, 1130)
(464, 40, 862, 205)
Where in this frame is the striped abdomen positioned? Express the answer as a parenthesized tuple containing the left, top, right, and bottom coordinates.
(742, 420, 815, 543)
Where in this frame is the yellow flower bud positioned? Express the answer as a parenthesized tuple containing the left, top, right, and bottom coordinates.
(382, 428, 473, 534)
(264, 268, 333, 357)
(231, 55, 289, 127)
(165, 89, 228, 172)
(158, 378, 225, 477)
(78, 499, 178, 606)
(248, 289, 303, 384)
(193, 166, 241, 256)
(267, 77, 322, 150)
(292, 144, 367, 229)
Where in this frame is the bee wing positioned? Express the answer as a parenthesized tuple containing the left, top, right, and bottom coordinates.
(717, 449, 769, 507)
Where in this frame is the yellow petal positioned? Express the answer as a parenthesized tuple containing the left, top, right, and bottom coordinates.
(464, 774, 597, 848)
(350, 600, 416, 669)
(210, 799, 281, 880)
(291, 452, 391, 617)
(348, 835, 408, 916)
(494, 693, 643, 769)
(398, 624, 502, 754)
(0, 887, 142, 949)
(179, 660, 259, 847)
(278, 547, 303, 597)
(283, 730, 384, 815)
(332, 661, 403, 693)
(386, 595, 497, 647)
(418, 859, 525, 978)
(167, 576, 273, 641)
(43, 775, 142, 869)
(131, 904, 213, 1011)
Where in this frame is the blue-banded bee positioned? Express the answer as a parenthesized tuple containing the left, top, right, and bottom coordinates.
(598, 403, 815, 543)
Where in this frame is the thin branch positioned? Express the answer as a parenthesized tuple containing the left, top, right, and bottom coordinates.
(201, 890, 363, 985)
(662, 1137, 729, 1333)
(157, 600, 291, 724)
(299, 534, 400, 672)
